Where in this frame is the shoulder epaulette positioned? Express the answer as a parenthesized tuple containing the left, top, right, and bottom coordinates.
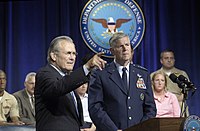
(132, 64, 148, 71)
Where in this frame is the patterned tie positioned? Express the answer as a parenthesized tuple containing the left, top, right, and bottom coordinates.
(122, 67, 128, 90)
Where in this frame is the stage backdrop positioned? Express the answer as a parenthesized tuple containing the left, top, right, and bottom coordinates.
(0, 0, 199, 116)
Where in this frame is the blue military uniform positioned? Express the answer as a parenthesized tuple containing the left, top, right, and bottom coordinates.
(88, 62, 156, 131)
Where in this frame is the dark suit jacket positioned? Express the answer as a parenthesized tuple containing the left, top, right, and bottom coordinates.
(88, 62, 156, 131)
(13, 89, 35, 125)
(35, 64, 88, 131)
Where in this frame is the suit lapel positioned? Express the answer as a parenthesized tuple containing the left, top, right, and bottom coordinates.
(22, 90, 35, 116)
(74, 91, 84, 125)
(48, 64, 83, 125)
(108, 62, 128, 95)
(66, 93, 82, 124)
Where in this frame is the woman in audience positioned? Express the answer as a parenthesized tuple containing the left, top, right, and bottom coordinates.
(152, 71, 180, 117)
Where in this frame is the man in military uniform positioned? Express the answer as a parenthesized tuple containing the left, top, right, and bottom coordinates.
(0, 70, 25, 125)
(150, 49, 190, 117)
(88, 32, 156, 131)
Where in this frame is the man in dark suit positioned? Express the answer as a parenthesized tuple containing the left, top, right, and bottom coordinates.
(35, 36, 106, 131)
(13, 72, 36, 125)
(88, 32, 156, 131)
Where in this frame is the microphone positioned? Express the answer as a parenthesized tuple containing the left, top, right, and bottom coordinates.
(178, 75, 197, 91)
(169, 73, 187, 89)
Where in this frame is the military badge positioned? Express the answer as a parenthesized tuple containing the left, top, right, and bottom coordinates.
(140, 93, 144, 101)
(136, 74, 146, 89)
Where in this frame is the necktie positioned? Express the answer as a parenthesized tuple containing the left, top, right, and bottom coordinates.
(122, 67, 128, 90)
(31, 96, 35, 109)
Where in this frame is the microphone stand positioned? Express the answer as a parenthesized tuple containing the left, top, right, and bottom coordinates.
(180, 86, 189, 117)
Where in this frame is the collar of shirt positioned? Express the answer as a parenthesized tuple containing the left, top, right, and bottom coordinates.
(50, 64, 66, 76)
(161, 67, 175, 76)
(80, 93, 88, 99)
(83, 65, 90, 76)
(50, 64, 88, 76)
(0, 91, 13, 102)
(25, 89, 34, 98)
(154, 91, 170, 101)
(114, 61, 130, 78)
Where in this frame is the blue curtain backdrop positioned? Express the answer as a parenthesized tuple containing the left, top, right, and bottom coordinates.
(0, 0, 199, 116)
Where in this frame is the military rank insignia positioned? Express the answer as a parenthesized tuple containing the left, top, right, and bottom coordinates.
(136, 74, 146, 89)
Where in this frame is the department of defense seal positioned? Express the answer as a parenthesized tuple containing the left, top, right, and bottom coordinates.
(184, 115, 200, 131)
(80, 0, 145, 57)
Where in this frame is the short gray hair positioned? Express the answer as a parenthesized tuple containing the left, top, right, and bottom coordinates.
(47, 36, 73, 63)
(25, 72, 36, 82)
(109, 32, 129, 48)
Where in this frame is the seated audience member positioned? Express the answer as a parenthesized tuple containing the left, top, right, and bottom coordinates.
(13, 72, 36, 125)
(152, 71, 180, 117)
(76, 83, 96, 131)
(150, 49, 189, 117)
(0, 70, 25, 125)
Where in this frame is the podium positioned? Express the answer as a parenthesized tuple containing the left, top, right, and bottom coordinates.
(124, 117, 185, 131)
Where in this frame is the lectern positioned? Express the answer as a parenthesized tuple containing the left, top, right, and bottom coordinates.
(124, 117, 185, 131)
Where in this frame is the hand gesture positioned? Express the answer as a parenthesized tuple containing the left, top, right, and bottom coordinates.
(85, 52, 107, 70)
